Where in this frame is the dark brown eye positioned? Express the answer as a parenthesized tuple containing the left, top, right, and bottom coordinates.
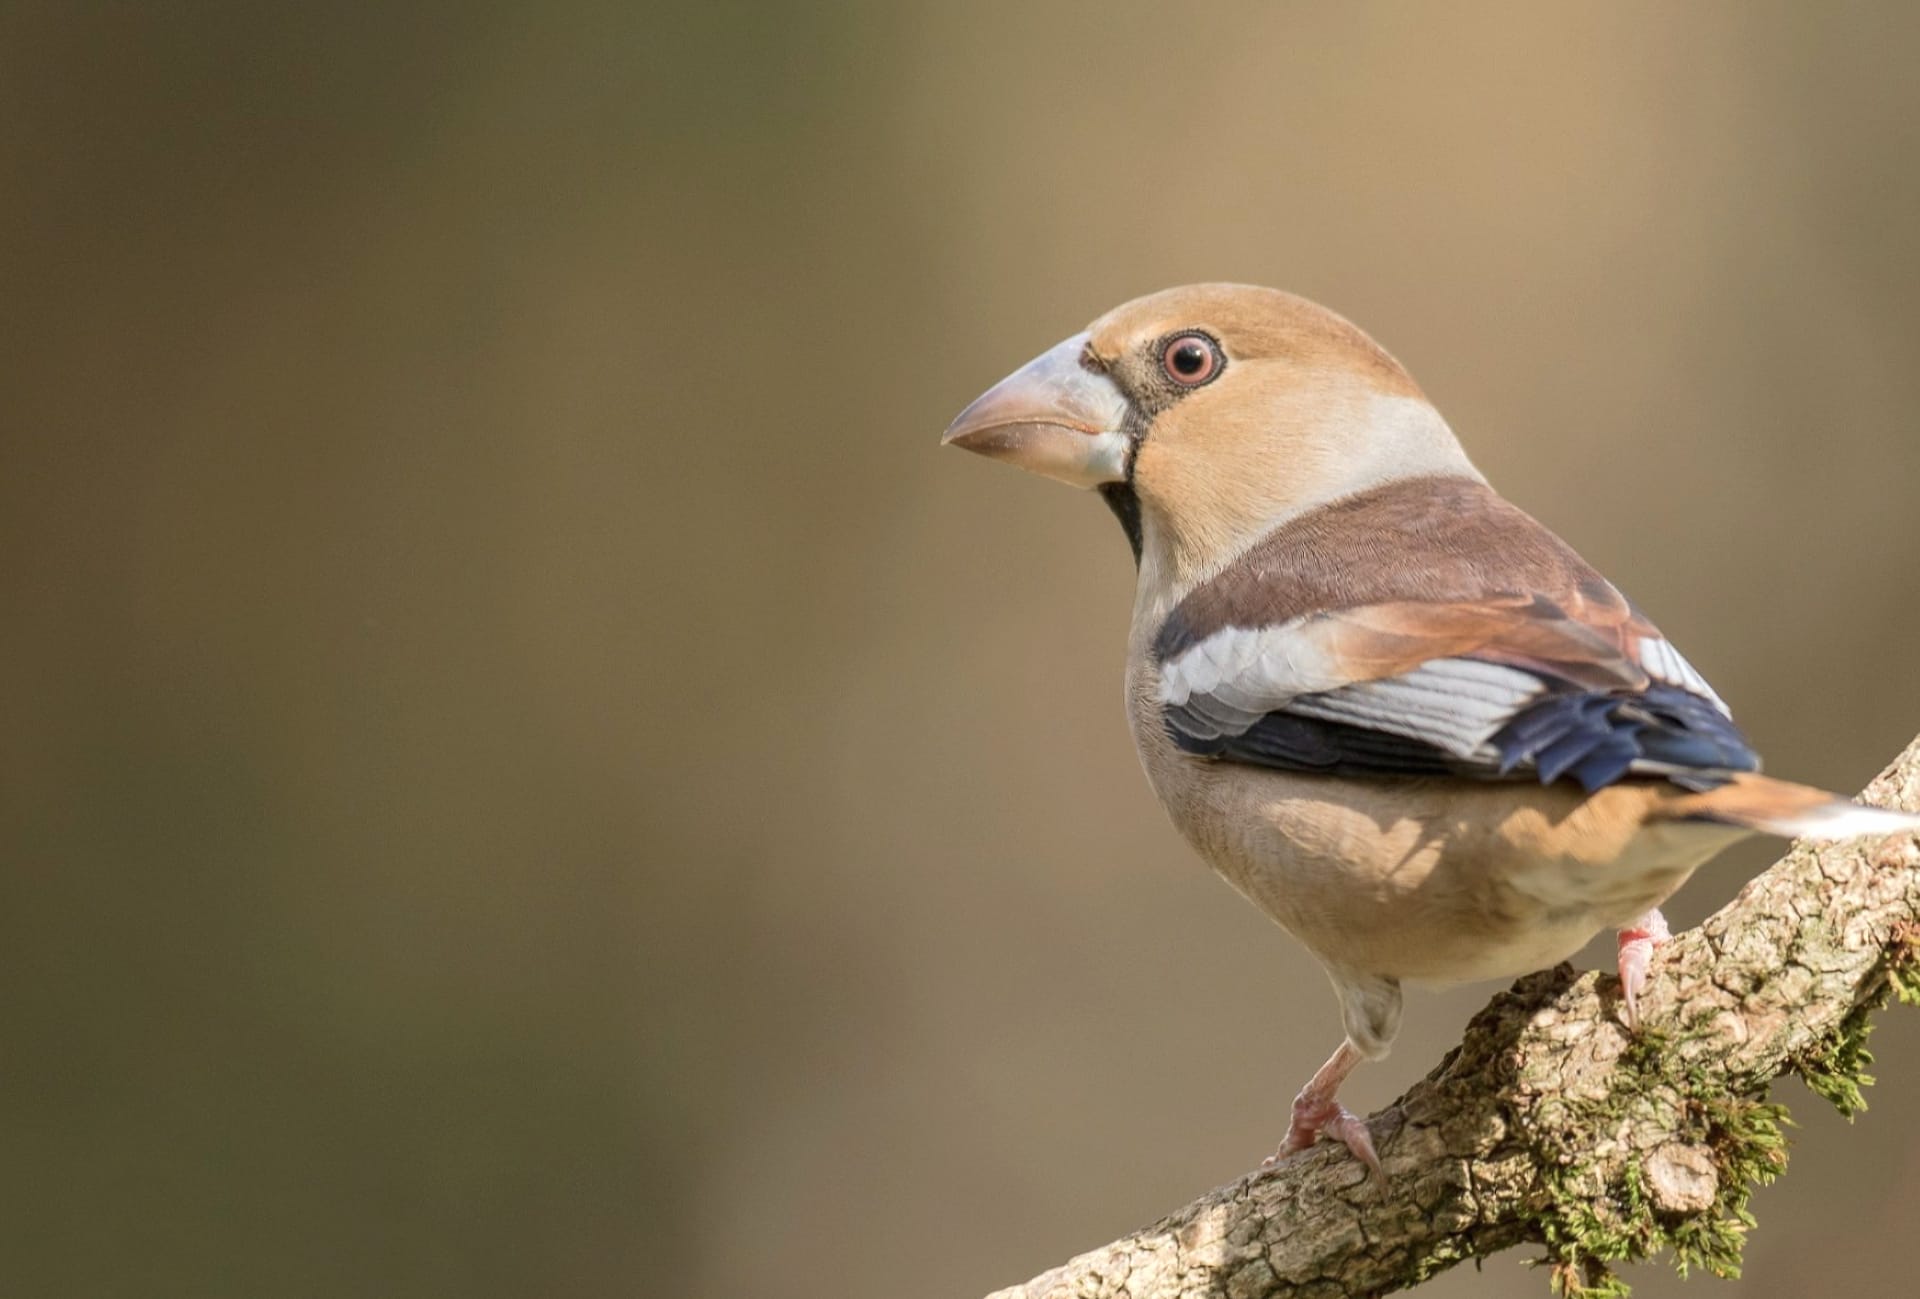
(1161, 333, 1220, 386)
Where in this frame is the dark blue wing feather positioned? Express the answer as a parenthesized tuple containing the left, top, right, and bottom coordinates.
(1169, 682, 1757, 793)
(1489, 684, 1757, 792)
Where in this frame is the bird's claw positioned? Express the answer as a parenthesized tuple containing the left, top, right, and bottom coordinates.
(1264, 1095, 1383, 1178)
(1617, 907, 1672, 1030)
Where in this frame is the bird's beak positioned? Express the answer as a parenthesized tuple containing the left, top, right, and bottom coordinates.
(941, 332, 1132, 489)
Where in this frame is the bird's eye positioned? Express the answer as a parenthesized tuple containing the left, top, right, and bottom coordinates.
(1160, 333, 1221, 387)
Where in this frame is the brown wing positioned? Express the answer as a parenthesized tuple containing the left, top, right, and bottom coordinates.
(1153, 476, 1750, 790)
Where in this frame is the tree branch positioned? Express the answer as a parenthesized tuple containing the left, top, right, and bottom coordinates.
(988, 736, 1920, 1299)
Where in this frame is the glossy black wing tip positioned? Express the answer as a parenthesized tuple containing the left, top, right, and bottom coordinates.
(1495, 684, 1759, 794)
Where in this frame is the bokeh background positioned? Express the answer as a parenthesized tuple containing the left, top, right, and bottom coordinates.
(6, 4, 1920, 1297)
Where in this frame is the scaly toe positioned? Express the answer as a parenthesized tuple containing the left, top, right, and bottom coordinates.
(1617, 910, 1673, 1031)
(1619, 937, 1652, 1029)
(1269, 1100, 1382, 1178)
(1327, 1106, 1384, 1178)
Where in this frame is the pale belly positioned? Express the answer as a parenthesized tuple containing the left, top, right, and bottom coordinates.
(1127, 676, 1746, 984)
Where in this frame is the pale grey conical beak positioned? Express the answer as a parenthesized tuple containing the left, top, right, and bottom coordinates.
(941, 332, 1132, 488)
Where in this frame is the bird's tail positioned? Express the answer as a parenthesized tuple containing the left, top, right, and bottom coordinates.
(1662, 771, 1920, 841)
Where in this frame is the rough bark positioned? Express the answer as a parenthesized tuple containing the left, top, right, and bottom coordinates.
(987, 737, 1920, 1299)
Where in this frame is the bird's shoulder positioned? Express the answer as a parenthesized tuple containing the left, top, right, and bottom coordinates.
(1154, 474, 1627, 660)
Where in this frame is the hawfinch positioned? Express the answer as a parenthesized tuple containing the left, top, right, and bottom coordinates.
(942, 283, 1920, 1175)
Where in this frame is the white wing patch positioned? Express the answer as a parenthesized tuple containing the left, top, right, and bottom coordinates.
(1158, 619, 1545, 757)
(1284, 660, 1546, 758)
(1157, 621, 1350, 703)
(1637, 636, 1730, 717)
(1155, 620, 1350, 740)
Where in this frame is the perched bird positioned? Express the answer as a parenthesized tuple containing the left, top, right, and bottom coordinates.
(941, 283, 1920, 1176)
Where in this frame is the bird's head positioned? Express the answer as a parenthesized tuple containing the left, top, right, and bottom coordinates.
(942, 284, 1479, 583)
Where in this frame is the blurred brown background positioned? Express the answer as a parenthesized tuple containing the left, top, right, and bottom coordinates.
(5, 4, 1920, 1297)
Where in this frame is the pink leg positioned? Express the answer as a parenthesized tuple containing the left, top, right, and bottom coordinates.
(1617, 907, 1672, 1030)
(1261, 1041, 1382, 1177)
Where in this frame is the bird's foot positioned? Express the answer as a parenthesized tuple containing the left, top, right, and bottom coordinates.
(1617, 907, 1673, 1030)
(1263, 1093, 1382, 1178)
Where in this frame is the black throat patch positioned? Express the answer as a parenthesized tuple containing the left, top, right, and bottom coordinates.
(1097, 403, 1151, 567)
(1098, 481, 1143, 566)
